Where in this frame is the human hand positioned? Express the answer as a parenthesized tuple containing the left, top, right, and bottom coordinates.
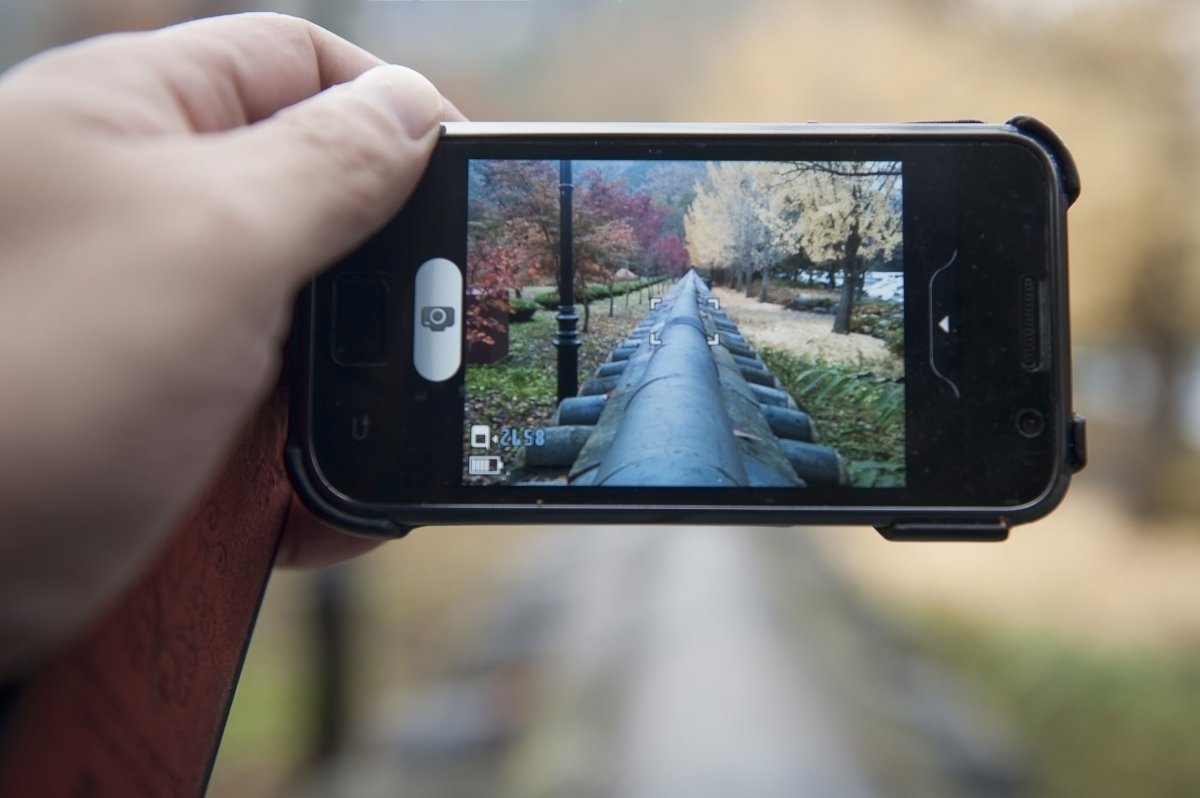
(0, 13, 455, 673)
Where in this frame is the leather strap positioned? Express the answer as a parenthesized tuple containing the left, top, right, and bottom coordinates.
(0, 396, 291, 797)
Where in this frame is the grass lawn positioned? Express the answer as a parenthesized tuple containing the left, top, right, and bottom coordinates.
(908, 611, 1200, 798)
(464, 285, 673, 464)
(757, 346, 905, 487)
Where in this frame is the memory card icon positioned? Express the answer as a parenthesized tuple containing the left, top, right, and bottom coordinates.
(470, 424, 491, 449)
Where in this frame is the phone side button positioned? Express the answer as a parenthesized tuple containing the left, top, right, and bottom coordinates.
(875, 521, 1009, 542)
(1067, 413, 1088, 473)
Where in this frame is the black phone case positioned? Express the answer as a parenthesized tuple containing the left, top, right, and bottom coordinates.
(286, 117, 1084, 542)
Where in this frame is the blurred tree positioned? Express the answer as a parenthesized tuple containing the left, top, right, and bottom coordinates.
(664, 0, 1200, 337)
(0, 4, 43, 69)
(34, 0, 249, 44)
(662, 0, 1200, 513)
(303, 0, 363, 39)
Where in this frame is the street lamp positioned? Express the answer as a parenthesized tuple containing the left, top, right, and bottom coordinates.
(555, 159, 580, 403)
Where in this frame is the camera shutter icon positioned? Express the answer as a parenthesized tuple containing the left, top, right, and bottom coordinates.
(421, 305, 455, 332)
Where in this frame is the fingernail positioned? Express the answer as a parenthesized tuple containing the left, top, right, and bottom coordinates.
(351, 64, 443, 139)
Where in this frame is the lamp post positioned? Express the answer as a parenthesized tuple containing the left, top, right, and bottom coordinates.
(555, 159, 580, 403)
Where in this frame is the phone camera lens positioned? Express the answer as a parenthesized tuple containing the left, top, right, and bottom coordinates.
(1016, 408, 1045, 438)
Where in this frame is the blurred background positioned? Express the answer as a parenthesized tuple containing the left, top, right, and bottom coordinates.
(3, 0, 1199, 795)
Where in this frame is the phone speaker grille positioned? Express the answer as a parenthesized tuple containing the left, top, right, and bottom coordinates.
(1020, 275, 1043, 372)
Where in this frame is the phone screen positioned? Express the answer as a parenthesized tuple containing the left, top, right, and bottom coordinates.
(299, 129, 1070, 521)
(460, 158, 904, 490)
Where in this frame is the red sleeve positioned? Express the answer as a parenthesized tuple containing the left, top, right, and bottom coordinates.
(0, 397, 291, 797)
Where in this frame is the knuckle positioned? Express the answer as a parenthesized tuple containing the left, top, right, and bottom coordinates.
(241, 12, 320, 58)
(282, 100, 400, 227)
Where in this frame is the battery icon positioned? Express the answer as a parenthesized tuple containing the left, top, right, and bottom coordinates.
(468, 455, 503, 476)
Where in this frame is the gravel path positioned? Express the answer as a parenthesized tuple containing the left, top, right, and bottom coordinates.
(712, 287, 894, 368)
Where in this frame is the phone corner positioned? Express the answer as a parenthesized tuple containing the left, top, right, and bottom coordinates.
(1005, 115, 1082, 207)
(1007, 454, 1083, 532)
(283, 444, 410, 539)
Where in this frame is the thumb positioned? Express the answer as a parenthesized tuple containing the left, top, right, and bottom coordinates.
(216, 64, 444, 285)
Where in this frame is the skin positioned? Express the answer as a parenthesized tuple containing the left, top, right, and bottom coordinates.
(0, 12, 461, 676)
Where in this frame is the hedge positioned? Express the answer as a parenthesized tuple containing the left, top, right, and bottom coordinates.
(532, 276, 670, 310)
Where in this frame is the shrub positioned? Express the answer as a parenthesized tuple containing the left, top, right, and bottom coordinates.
(850, 300, 903, 357)
(530, 276, 669, 309)
(509, 297, 539, 322)
(757, 347, 905, 488)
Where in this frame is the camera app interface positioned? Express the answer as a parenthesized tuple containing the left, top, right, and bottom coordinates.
(462, 159, 905, 489)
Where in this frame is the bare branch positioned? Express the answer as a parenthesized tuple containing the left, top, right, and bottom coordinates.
(775, 161, 901, 179)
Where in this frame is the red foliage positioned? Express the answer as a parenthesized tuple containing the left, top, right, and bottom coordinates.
(647, 233, 689, 276)
(466, 160, 692, 341)
(466, 239, 523, 347)
(575, 169, 685, 281)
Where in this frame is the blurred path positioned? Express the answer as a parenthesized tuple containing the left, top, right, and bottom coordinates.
(305, 527, 1026, 798)
(605, 528, 879, 798)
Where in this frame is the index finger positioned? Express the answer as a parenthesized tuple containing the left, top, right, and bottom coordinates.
(152, 13, 387, 129)
(13, 13, 397, 134)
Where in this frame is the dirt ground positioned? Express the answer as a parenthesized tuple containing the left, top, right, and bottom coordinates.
(808, 481, 1200, 651)
(712, 287, 894, 369)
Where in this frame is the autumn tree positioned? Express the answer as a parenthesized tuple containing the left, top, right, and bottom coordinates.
(464, 238, 523, 347)
(465, 160, 560, 347)
(468, 160, 691, 334)
(468, 159, 560, 289)
(684, 162, 787, 301)
(683, 160, 900, 327)
(573, 168, 641, 329)
(573, 165, 690, 277)
(768, 161, 901, 334)
(646, 233, 689, 277)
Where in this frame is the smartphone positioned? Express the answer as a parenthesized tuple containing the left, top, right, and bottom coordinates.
(286, 117, 1086, 541)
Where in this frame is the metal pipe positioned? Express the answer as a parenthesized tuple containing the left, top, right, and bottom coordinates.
(593, 271, 749, 486)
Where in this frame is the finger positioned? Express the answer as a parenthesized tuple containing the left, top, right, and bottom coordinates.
(203, 62, 443, 286)
(442, 95, 469, 122)
(146, 12, 389, 130)
(276, 495, 386, 569)
(8, 13, 390, 134)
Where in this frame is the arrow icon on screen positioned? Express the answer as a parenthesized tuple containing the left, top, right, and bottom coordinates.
(938, 316, 951, 334)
